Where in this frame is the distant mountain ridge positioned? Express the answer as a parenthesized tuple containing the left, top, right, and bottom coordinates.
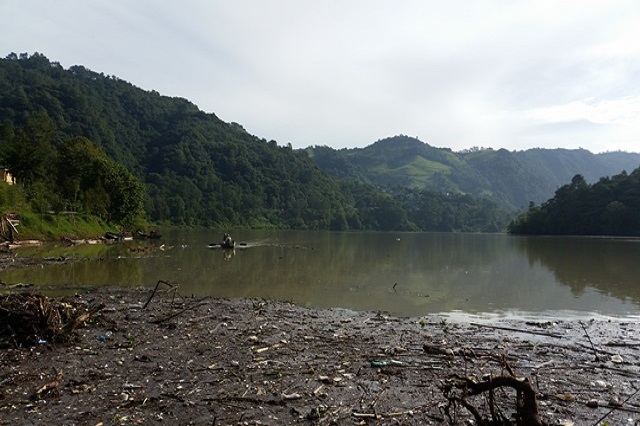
(307, 135, 640, 211)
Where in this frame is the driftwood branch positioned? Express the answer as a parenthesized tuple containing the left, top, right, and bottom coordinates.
(579, 321, 601, 362)
(143, 280, 175, 309)
(445, 374, 543, 426)
(149, 301, 207, 324)
(470, 322, 563, 338)
(592, 385, 640, 426)
(61, 302, 105, 335)
(32, 369, 63, 400)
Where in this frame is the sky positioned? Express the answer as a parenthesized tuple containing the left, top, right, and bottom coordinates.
(2, 1, 640, 153)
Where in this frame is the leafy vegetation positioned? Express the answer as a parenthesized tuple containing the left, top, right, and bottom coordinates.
(0, 182, 111, 240)
(17, 212, 111, 240)
(0, 110, 146, 231)
(0, 52, 514, 232)
(508, 168, 640, 236)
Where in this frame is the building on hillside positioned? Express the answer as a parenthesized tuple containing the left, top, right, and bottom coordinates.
(0, 166, 14, 185)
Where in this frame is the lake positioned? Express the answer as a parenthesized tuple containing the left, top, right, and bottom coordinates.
(4, 230, 640, 320)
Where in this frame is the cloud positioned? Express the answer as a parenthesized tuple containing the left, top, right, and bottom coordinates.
(526, 97, 640, 125)
(1, 0, 639, 153)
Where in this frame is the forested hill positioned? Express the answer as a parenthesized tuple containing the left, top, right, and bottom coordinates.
(0, 53, 350, 228)
(508, 168, 640, 236)
(0, 53, 510, 232)
(308, 136, 640, 211)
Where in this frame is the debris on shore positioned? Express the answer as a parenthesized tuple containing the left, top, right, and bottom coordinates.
(1, 287, 639, 425)
(0, 293, 104, 347)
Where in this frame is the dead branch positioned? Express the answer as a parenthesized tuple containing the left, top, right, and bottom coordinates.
(444, 374, 543, 426)
(61, 302, 105, 335)
(580, 321, 601, 362)
(352, 412, 378, 419)
(423, 343, 454, 356)
(1, 293, 92, 346)
(150, 301, 208, 324)
(470, 322, 564, 338)
(143, 279, 176, 309)
(32, 369, 63, 400)
(605, 341, 640, 347)
(592, 385, 640, 426)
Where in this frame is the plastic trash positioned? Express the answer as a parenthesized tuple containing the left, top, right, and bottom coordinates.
(610, 354, 623, 363)
(98, 331, 113, 342)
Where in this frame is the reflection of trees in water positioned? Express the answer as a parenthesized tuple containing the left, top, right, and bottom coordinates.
(514, 236, 640, 303)
(180, 232, 511, 313)
(48, 258, 144, 287)
(4, 245, 145, 291)
(400, 233, 505, 269)
(120, 230, 638, 315)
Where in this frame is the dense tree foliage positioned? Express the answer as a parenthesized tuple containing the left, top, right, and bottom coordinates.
(0, 115, 146, 228)
(56, 136, 146, 227)
(508, 168, 640, 236)
(1, 53, 513, 231)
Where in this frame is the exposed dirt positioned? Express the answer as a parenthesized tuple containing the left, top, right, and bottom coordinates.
(2, 282, 640, 426)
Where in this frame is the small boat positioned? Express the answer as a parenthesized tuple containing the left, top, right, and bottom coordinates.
(105, 231, 122, 240)
(209, 232, 237, 249)
(208, 241, 236, 249)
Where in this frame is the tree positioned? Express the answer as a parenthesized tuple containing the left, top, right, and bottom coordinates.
(57, 136, 105, 210)
(3, 110, 56, 187)
(509, 169, 640, 236)
(55, 136, 146, 227)
(100, 159, 146, 227)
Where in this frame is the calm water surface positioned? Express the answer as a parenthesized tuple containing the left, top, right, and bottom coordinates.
(5, 230, 640, 320)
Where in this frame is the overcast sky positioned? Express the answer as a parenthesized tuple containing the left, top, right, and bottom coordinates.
(2, 1, 640, 153)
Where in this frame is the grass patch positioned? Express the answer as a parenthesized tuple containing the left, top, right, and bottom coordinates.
(14, 212, 110, 241)
(371, 156, 452, 188)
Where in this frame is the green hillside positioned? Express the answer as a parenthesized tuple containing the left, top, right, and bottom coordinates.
(309, 136, 640, 211)
(0, 53, 510, 232)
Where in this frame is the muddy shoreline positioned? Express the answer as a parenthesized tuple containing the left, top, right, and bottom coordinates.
(1, 284, 640, 425)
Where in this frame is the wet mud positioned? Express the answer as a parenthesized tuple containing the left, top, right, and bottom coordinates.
(1, 285, 640, 425)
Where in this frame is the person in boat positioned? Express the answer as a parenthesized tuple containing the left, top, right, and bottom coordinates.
(222, 233, 234, 247)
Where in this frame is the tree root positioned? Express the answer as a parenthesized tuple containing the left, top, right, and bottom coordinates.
(442, 355, 543, 426)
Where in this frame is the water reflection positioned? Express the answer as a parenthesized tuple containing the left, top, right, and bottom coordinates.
(3, 231, 640, 318)
(513, 236, 640, 304)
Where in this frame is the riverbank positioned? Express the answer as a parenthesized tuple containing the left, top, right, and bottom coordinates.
(1, 286, 639, 425)
(0, 210, 118, 243)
